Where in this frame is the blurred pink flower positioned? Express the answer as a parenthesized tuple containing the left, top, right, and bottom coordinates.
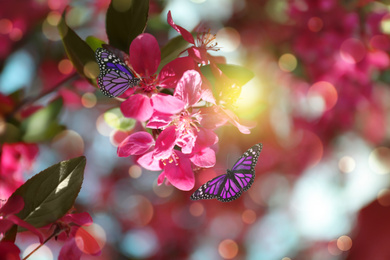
(0, 143, 39, 199)
(0, 241, 20, 260)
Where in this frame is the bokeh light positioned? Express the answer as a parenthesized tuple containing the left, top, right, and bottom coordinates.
(189, 202, 204, 216)
(42, 19, 61, 41)
(338, 156, 356, 173)
(307, 81, 338, 113)
(153, 182, 174, 198)
(377, 189, 390, 207)
(129, 165, 142, 178)
(51, 130, 84, 158)
(218, 239, 239, 259)
(0, 19, 12, 34)
(96, 114, 112, 136)
(368, 147, 390, 174)
(81, 92, 97, 108)
(46, 11, 61, 26)
(278, 53, 297, 72)
(22, 244, 53, 260)
(340, 38, 366, 64)
(217, 27, 241, 52)
(120, 228, 159, 258)
(58, 59, 74, 75)
(337, 235, 352, 252)
(308, 17, 323, 32)
(83, 61, 99, 80)
(242, 209, 256, 224)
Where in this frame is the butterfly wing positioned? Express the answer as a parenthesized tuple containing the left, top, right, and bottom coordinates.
(190, 143, 262, 202)
(95, 48, 139, 97)
(190, 174, 228, 201)
(215, 174, 244, 202)
(230, 143, 262, 192)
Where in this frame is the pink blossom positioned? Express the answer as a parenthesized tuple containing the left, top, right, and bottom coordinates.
(54, 211, 101, 260)
(120, 33, 196, 122)
(167, 11, 220, 65)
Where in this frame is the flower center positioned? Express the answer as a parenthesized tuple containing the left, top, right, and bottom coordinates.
(162, 152, 179, 166)
(173, 111, 201, 135)
(196, 30, 220, 51)
(138, 75, 158, 93)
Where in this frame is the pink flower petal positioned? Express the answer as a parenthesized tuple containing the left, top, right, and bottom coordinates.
(167, 11, 195, 45)
(177, 130, 197, 154)
(0, 219, 14, 234)
(120, 94, 153, 122)
(0, 195, 24, 215)
(190, 147, 216, 168)
(7, 215, 44, 244)
(0, 242, 20, 259)
(174, 70, 202, 107)
(146, 111, 173, 129)
(194, 128, 218, 151)
(157, 172, 166, 185)
(199, 106, 228, 129)
(74, 226, 101, 256)
(59, 238, 83, 260)
(153, 125, 177, 160)
(137, 151, 162, 171)
(158, 57, 196, 88)
(163, 151, 195, 191)
(187, 47, 209, 65)
(61, 212, 93, 227)
(129, 33, 161, 77)
(151, 94, 185, 114)
(117, 132, 154, 157)
(220, 107, 252, 134)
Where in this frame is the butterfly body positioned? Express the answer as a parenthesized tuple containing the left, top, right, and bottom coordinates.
(191, 143, 262, 202)
(95, 48, 140, 97)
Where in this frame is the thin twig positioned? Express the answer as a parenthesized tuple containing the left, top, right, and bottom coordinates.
(22, 231, 58, 260)
(7, 72, 79, 119)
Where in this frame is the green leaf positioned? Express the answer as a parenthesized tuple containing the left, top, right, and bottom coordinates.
(57, 12, 97, 86)
(159, 35, 190, 71)
(10, 156, 86, 230)
(104, 107, 136, 131)
(0, 123, 21, 144)
(86, 36, 106, 51)
(106, 0, 149, 52)
(201, 64, 254, 87)
(21, 99, 64, 142)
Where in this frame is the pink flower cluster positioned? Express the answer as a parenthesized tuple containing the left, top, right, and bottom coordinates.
(0, 142, 39, 199)
(117, 12, 250, 191)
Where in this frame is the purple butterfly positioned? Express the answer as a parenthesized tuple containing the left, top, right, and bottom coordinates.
(95, 48, 140, 97)
(191, 143, 262, 202)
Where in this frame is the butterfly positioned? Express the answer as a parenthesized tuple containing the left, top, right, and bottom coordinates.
(95, 47, 140, 97)
(191, 143, 262, 202)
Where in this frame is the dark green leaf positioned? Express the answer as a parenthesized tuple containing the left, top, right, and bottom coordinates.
(86, 36, 106, 51)
(58, 12, 97, 86)
(106, 0, 149, 52)
(21, 99, 64, 142)
(10, 156, 86, 230)
(158, 35, 190, 71)
(104, 107, 136, 131)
